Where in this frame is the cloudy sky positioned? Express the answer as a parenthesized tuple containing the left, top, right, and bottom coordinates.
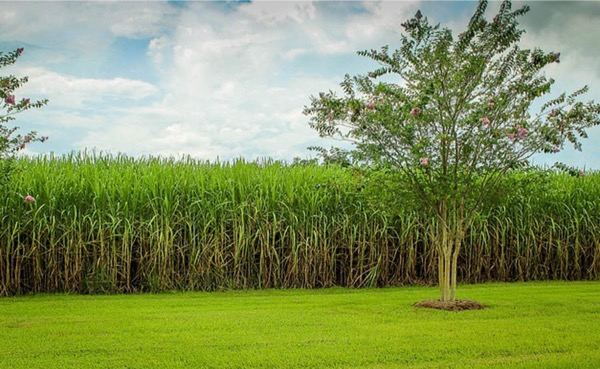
(1, 0, 599, 167)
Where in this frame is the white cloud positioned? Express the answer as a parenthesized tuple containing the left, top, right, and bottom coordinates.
(148, 35, 172, 65)
(238, 1, 317, 25)
(1, 2, 175, 39)
(18, 68, 159, 110)
(107, 4, 177, 39)
(67, 71, 332, 160)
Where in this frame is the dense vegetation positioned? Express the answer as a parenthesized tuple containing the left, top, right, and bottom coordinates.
(0, 153, 598, 296)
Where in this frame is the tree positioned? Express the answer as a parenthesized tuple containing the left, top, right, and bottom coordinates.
(0, 48, 48, 188)
(304, 0, 600, 307)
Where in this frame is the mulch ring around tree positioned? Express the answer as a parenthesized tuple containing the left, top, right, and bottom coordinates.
(413, 299, 486, 311)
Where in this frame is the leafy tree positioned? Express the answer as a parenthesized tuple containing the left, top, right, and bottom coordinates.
(0, 48, 48, 188)
(304, 0, 600, 304)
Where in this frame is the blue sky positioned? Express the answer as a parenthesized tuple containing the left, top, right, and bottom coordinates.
(1, 1, 599, 168)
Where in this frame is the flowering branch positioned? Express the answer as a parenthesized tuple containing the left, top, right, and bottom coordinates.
(0, 48, 49, 157)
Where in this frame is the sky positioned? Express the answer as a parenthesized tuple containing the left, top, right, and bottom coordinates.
(1, 0, 599, 168)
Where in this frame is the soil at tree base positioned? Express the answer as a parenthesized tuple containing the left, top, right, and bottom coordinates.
(413, 299, 486, 311)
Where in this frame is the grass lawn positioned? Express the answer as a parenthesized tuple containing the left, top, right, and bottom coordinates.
(1, 281, 599, 368)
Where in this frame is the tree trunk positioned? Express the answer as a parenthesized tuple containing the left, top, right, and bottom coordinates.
(437, 247, 458, 302)
(433, 211, 465, 303)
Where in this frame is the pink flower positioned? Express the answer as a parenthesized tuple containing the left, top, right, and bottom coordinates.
(507, 126, 529, 141)
(550, 109, 557, 117)
(517, 127, 529, 139)
(410, 107, 421, 116)
(366, 101, 376, 110)
(552, 146, 560, 153)
(420, 157, 429, 166)
(480, 117, 491, 126)
(579, 171, 585, 177)
(487, 102, 495, 108)
(24, 195, 35, 203)
(5, 95, 16, 105)
(24, 135, 32, 143)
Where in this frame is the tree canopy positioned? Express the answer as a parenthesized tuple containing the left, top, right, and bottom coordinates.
(1, 48, 48, 187)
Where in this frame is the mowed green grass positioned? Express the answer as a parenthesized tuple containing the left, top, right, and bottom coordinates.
(1, 282, 599, 369)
